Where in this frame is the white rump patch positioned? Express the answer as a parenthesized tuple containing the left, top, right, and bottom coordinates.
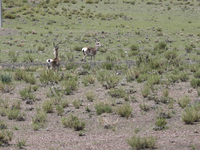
(82, 47, 88, 52)
(46, 59, 53, 65)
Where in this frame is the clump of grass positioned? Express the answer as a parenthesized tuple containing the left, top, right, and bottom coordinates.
(19, 86, 35, 100)
(16, 138, 26, 149)
(0, 73, 12, 84)
(39, 70, 62, 84)
(127, 135, 156, 149)
(181, 104, 200, 124)
(31, 110, 47, 130)
(82, 75, 95, 86)
(154, 118, 167, 130)
(141, 85, 150, 98)
(7, 108, 20, 120)
(62, 77, 77, 95)
(72, 99, 81, 109)
(178, 95, 191, 109)
(61, 114, 85, 131)
(95, 102, 112, 115)
(14, 69, 26, 81)
(32, 85, 39, 91)
(42, 100, 54, 113)
(0, 119, 7, 130)
(108, 88, 126, 98)
(55, 105, 64, 116)
(0, 130, 13, 146)
(139, 103, 150, 111)
(8, 51, 18, 62)
(128, 44, 139, 56)
(73, 45, 82, 51)
(116, 103, 132, 118)
(85, 91, 95, 102)
(190, 78, 200, 88)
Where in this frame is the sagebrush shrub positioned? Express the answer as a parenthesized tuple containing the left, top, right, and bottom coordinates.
(95, 102, 112, 115)
(127, 135, 156, 149)
(61, 114, 85, 131)
(116, 103, 132, 118)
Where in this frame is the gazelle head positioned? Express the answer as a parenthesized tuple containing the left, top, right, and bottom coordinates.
(94, 38, 103, 50)
(53, 41, 62, 55)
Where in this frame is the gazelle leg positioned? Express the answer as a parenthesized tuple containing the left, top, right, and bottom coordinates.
(83, 54, 88, 61)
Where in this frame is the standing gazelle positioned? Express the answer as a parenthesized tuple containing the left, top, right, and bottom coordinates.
(81, 39, 102, 61)
(46, 41, 62, 73)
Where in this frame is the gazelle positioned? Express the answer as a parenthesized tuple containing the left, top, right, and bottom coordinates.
(46, 41, 62, 73)
(81, 39, 102, 61)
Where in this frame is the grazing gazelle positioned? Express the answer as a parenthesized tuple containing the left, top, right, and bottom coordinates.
(81, 39, 102, 61)
(46, 41, 62, 73)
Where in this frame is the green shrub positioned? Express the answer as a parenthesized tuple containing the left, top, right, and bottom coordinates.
(178, 95, 191, 109)
(190, 78, 200, 88)
(19, 86, 35, 100)
(154, 41, 168, 51)
(82, 75, 95, 86)
(72, 99, 81, 109)
(31, 110, 47, 130)
(141, 85, 150, 98)
(126, 68, 136, 82)
(39, 70, 62, 84)
(102, 62, 114, 70)
(55, 105, 64, 116)
(16, 138, 26, 149)
(7, 109, 20, 120)
(164, 50, 177, 60)
(60, 99, 69, 108)
(139, 103, 150, 111)
(85, 91, 95, 102)
(62, 77, 77, 95)
(42, 100, 54, 113)
(0, 130, 13, 146)
(61, 114, 85, 131)
(24, 73, 36, 84)
(181, 104, 200, 124)
(108, 88, 126, 98)
(8, 51, 18, 62)
(95, 102, 112, 115)
(0, 119, 7, 130)
(14, 69, 26, 81)
(116, 103, 132, 118)
(0, 73, 12, 84)
(179, 72, 189, 82)
(73, 46, 82, 51)
(33, 85, 39, 91)
(104, 75, 121, 89)
(127, 135, 156, 149)
(155, 118, 167, 130)
(86, 0, 94, 4)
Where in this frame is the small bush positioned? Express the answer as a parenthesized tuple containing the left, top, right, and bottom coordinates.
(178, 95, 191, 109)
(82, 75, 95, 86)
(0, 73, 12, 84)
(141, 85, 150, 98)
(61, 114, 85, 131)
(31, 110, 47, 130)
(95, 102, 112, 115)
(16, 138, 26, 149)
(42, 100, 54, 113)
(55, 105, 64, 116)
(0, 119, 7, 130)
(33, 85, 39, 91)
(127, 135, 156, 149)
(39, 70, 62, 84)
(86, 0, 94, 4)
(108, 88, 126, 98)
(60, 99, 69, 108)
(19, 86, 35, 100)
(190, 78, 200, 88)
(85, 91, 95, 102)
(72, 99, 81, 109)
(73, 46, 82, 51)
(7, 109, 20, 120)
(62, 78, 77, 95)
(155, 118, 167, 130)
(116, 103, 132, 118)
(139, 103, 150, 111)
(181, 104, 200, 124)
(14, 69, 26, 81)
(0, 130, 13, 146)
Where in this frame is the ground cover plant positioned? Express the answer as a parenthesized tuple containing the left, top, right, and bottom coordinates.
(0, 0, 200, 149)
